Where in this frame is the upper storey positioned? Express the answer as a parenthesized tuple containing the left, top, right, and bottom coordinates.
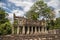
(13, 14, 46, 27)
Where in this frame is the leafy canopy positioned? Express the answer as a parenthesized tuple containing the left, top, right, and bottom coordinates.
(25, 0, 55, 20)
(0, 8, 12, 35)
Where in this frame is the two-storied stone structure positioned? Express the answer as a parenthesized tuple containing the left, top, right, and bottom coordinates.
(12, 13, 48, 35)
(0, 14, 60, 40)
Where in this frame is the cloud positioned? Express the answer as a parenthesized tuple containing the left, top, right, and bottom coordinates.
(45, 0, 60, 18)
(8, 0, 34, 12)
(47, 0, 60, 10)
(0, 0, 34, 13)
(47, 0, 58, 9)
(12, 10, 24, 16)
(55, 9, 60, 17)
(8, 13, 13, 24)
(44, 0, 52, 2)
(0, 0, 35, 23)
(0, 0, 60, 23)
(8, 0, 34, 6)
(8, 10, 25, 23)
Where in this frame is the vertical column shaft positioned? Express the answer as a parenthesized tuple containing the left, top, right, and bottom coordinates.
(22, 26, 25, 34)
(17, 19, 20, 34)
(17, 26, 20, 34)
(42, 27, 44, 33)
(38, 27, 40, 33)
(12, 26, 14, 34)
(45, 27, 48, 33)
(27, 27, 29, 34)
(19, 27, 21, 34)
(44, 21, 48, 33)
(35, 27, 37, 34)
(31, 27, 33, 34)
(45, 27, 46, 32)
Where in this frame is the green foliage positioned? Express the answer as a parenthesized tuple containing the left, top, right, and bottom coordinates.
(25, 0, 55, 20)
(14, 20, 18, 25)
(47, 20, 55, 30)
(54, 17, 60, 29)
(25, 0, 56, 30)
(0, 8, 12, 35)
(47, 17, 60, 30)
(0, 8, 8, 24)
(26, 11, 39, 20)
(0, 22, 12, 35)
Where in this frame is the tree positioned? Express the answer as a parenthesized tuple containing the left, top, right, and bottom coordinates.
(0, 8, 9, 24)
(54, 17, 60, 29)
(0, 22, 12, 35)
(0, 8, 12, 35)
(25, 0, 55, 20)
(25, 0, 55, 30)
(26, 11, 39, 20)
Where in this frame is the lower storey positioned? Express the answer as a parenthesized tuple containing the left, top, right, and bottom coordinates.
(12, 26, 48, 34)
(0, 34, 60, 40)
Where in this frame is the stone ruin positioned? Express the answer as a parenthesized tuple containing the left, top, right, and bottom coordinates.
(0, 14, 60, 40)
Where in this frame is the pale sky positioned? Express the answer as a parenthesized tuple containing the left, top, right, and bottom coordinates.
(0, 0, 60, 23)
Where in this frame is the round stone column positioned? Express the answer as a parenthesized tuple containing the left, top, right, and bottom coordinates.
(22, 26, 25, 34)
(31, 27, 33, 34)
(17, 26, 20, 34)
(45, 27, 48, 34)
(12, 26, 14, 34)
(27, 27, 30, 34)
(42, 27, 44, 33)
(38, 27, 40, 33)
(35, 27, 37, 34)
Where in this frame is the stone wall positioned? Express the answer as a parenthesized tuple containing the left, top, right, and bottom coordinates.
(0, 34, 60, 40)
(0, 29, 59, 40)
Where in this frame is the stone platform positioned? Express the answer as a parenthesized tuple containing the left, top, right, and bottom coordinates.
(0, 34, 60, 40)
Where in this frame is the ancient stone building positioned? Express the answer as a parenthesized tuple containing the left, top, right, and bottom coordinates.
(12, 14, 48, 35)
(0, 14, 60, 40)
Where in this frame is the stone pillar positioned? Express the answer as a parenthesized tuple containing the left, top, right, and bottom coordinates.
(19, 27, 21, 34)
(31, 27, 33, 34)
(44, 21, 48, 34)
(45, 27, 48, 34)
(38, 27, 40, 33)
(42, 27, 44, 33)
(35, 27, 37, 34)
(27, 27, 29, 34)
(17, 19, 20, 34)
(12, 26, 14, 34)
(39, 38, 41, 40)
(22, 26, 25, 34)
(17, 26, 19, 34)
